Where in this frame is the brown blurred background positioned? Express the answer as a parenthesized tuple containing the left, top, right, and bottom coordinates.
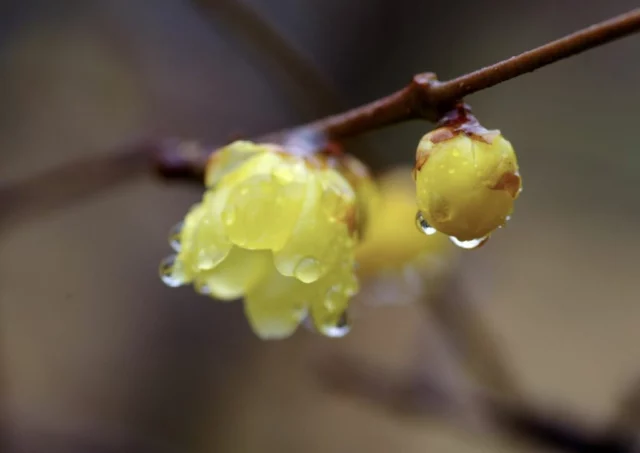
(1, 1, 639, 452)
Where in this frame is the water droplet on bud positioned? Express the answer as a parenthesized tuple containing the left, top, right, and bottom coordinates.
(415, 211, 437, 236)
(159, 255, 184, 287)
(168, 221, 183, 252)
(449, 235, 489, 250)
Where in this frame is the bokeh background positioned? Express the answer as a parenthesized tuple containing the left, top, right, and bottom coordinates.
(1, 1, 639, 452)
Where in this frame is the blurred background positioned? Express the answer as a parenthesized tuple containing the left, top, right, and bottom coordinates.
(1, 0, 639, 452)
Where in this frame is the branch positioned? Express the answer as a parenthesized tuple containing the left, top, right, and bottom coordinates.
(293, 8, 640, 141)
(154, 7, 639, 180)
(0, 139, 206, 232)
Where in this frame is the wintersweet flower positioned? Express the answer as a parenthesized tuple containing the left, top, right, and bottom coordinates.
(160, 140, 372, 339)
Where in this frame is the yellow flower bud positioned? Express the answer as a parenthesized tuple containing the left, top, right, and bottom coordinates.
(414, 124, 521, 245)
(160, 140, 368, 339)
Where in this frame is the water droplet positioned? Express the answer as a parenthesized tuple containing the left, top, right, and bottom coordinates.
(222, 209, 236, 226)
(168, 221, 183, 252)
(197, 249, 215, 270)
(415, 211, 437, 236)
(194, 281, 210, 295)
(322, 312, 351, 338)
(159, 255, 183, 287)
(294, 257, 322, 283)
(449, 235, 489, 250)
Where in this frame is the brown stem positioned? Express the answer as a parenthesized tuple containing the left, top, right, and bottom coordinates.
(433, 8, 640, 102)
(290, 8, 640, 142)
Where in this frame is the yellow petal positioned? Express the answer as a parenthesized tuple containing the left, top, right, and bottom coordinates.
(273, 172, 354, 284)
(205, 141, 280, 188)
(198, 246, 271, 300)
(244, 262, 308, 339)
(307, 261, 358, 337)
(224, 174, 307, 251)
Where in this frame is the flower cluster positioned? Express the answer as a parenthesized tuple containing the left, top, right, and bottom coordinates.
(161, 141, 371, 339)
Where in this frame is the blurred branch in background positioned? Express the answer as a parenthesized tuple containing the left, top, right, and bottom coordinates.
(190, 0, 343, 118)
(316, 332, 638, 453)
(425, 275, 523, 406)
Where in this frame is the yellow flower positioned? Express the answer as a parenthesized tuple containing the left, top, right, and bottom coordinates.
(414, 124, 521, 245)
(160, 141, 365, 339)
(354, 167, 456, 305)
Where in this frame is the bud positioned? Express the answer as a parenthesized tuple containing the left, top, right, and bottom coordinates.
(414, 108, 521, 245)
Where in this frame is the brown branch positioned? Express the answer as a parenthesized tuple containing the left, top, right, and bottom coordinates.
(293, 8, 640, 142)
(0, 139, 207, 232)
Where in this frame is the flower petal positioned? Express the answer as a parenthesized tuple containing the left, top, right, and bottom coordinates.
(244, 263, 308, 339)
(273, 173, 354, 284)
(224, 174, 307, 251)
(199, 246, 271, 300)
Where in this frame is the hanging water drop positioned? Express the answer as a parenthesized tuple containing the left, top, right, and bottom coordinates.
(449, 235, 490, 250)
(194, 280, 211, 295)
(415, 211, 437, 236)
(159, 255, 183, 287)
(322, 311, 351, 338)
(168, 221, 183, 252)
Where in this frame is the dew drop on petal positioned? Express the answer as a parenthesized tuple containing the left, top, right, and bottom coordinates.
(197, 249, 216, 270)
(168, 221, 183, 252)
(294, 257, 322, 283)
(159, 255, 184, 287)
(449, 235, 490, 250)
(415, 211, 437, 236)
(222, 208, 236, 226)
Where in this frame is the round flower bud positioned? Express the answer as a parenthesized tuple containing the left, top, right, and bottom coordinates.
(414, 124, 521, 243)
